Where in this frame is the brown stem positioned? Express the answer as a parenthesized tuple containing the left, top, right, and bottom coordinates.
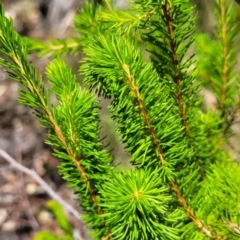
(220, 0, 228, 111)
(163, 1, 189, 137)
(122, 63, 165, 166)
(171, 182, 214, 238)
(162, 1, 206, 180)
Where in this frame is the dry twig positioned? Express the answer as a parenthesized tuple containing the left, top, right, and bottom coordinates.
(0, 148, 81, 222)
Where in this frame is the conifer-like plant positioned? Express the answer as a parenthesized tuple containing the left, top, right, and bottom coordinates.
(0, 0, 240, 239)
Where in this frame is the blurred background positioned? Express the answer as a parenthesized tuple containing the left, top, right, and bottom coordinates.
(0, 0, 239, 240)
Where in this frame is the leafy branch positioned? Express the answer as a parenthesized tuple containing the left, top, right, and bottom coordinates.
(0, 0, 240, 239)
(81, 33, 218, 239)
(196, 0, 240, 134)
(27, 37, 81, 58)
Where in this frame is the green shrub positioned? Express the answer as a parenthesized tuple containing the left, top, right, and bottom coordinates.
(0, 0, 240, 239)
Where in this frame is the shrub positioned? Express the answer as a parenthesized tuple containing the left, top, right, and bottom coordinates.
(0, 0, 240, 239)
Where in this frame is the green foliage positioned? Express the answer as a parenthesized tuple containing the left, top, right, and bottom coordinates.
(195, 0, 240, 135)
(46, 200, 73, 235)
(34, 200, 73, 240)
(0, 0, 240, 239)
(100, 168, 179, 240)
(34, 231, 60, 240)
(34, 230, 72, 240)
(191, 162, 240, 239)
(27, 37, 82, 58)
(34, 231, 73, 240)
